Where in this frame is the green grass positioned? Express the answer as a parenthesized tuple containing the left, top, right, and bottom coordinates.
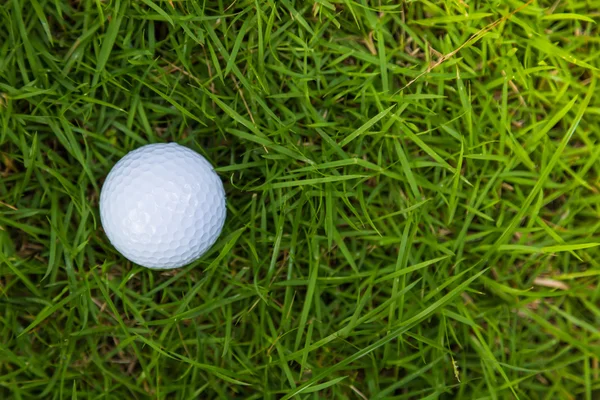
(1, 0, 600, 398)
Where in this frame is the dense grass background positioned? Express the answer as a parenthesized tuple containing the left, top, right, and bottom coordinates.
(1, 0, 600, 398)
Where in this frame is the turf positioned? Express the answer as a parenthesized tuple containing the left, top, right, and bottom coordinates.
(1, 0, 599, 398)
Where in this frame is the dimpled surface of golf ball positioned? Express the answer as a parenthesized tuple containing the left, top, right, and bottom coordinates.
(100, 143, 226, 269)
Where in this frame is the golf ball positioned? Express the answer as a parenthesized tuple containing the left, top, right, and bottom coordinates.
(99, 143, 226, 269)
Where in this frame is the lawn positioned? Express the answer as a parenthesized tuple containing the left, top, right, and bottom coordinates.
(1, 0, 599, 398)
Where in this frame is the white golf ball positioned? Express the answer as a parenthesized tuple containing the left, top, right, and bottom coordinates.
(99, 143, 226, 269)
